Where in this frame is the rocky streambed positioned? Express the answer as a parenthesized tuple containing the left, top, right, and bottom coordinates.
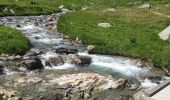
(0, 10, 169, 100)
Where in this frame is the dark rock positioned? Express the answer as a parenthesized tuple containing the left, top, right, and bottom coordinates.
(45, 61, 52, 67)
(78, 56, 91, 66)
(21, 58, 44, 71)
(16, 24, 21, 27)
(0, 94, 2, 100)
(148, 75, 162, 84)
(0, 64, 4, 75)
(55, 48, 78, 54)
(47, 56, 64, 66)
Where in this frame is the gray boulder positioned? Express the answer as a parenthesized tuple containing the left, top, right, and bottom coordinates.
(46, 56, 64, 66)
(55, 48, 78, 54)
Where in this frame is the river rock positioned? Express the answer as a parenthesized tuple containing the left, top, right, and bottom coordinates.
(47, 56, 64, 66)
(0, 57, 7, 61)
(75, 37, 82, 44)
(86, 45, 95, 52)
(78, 56, 91, 66)
(0, 64, 4, 75)
(31, 48, 42, 54)
(7, 56, 15, 61)
(55, 48, 78, 54)
(25, 51, 37, 56)
(47, 16, 54, 21)
(45, 60, 52, 67)
(98, 23, 112, 28)
(3, 89, 15, 98)
(66, 54, 81, 64)
(21, 58, 44, 70)
(113, 78, 128, 89)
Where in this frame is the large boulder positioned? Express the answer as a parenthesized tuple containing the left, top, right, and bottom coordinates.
(55, 48, 78, 54)
(45, 56, 64, 67)
(21, 58, 44, 71)
(78, 56, 91, 66)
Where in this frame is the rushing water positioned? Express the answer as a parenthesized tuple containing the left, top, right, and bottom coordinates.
(0, 12, 162, 90)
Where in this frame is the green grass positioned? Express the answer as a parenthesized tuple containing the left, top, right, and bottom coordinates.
(58, 6, 170, 69)
(0, 25, 29, 54)
(1, 0, 170, 16)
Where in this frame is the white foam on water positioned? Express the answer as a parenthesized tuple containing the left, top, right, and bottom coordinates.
(20, 24, 35, 30)
(3, 68, 17, 75)
(40, 51, 75, 69)
(78, 52, 150, 77)
(32, 38, 63, 45)
(40, 51, 58, 60)
(141, 79, 157, 89)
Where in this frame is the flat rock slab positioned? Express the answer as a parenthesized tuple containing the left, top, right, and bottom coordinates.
(159, 25, 170, 40)
(151, 85, 170, 100)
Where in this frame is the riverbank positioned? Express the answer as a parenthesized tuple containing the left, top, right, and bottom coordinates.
(58, 4, 170, 70)
(0, 25, 29, 54)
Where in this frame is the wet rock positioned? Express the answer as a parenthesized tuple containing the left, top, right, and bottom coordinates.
(0, 64, 4, 75)
(25, 51, 37, 56)
(113, 78, 128, 89)
(47, 56, 64, 66)
(55, 48, 78, 54)
(66, 54, 81, 64)
(31, 48, 42, 54)
(147, 75, 162, 84)
(45, 60, 52, 67)
(98, 23, 112, 28)
(16, 24, 21, 27)
(21, 58, 44, 70)
(78, 56, 91, 66)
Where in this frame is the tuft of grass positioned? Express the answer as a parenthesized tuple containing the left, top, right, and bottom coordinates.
(0, 25, 29, 54)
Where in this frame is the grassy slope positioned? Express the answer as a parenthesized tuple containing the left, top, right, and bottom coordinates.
(58, 1, 170, 69)
(0, 25, 29, 54)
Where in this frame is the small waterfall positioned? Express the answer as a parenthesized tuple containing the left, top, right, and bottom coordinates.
(78, 52, 151, 78)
